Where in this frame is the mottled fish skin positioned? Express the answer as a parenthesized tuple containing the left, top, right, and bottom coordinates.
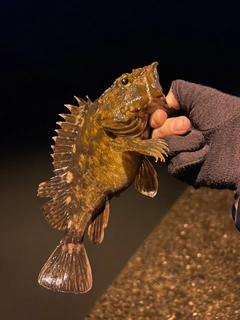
(37, 62, 171, 294)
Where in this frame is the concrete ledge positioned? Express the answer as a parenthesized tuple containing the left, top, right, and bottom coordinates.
(85, 187, 240, 319)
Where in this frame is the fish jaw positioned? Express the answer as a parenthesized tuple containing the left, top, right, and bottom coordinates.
(142, 62, 171, 114)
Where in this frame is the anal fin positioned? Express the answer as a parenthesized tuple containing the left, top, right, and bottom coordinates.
(88, 201, 110, 244)
(134, 156, 158, 197)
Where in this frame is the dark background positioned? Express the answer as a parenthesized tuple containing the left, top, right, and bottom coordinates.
(2, 0, 240, 149)
(1, 1, 240, 319)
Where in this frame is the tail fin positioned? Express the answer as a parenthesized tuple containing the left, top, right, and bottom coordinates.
(38, 235, 92, 294)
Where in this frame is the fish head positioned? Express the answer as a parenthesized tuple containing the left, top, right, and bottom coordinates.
(96, 62, 171, 137)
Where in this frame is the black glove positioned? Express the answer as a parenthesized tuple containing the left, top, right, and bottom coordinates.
(165, 80, 240, 190)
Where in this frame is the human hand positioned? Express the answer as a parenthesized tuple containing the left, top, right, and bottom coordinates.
(151, 80, 240, 191)
(151, 80, 240, 231)
(150, 88, 190, 139)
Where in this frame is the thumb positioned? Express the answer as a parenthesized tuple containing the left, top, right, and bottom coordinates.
(168, 145, 209, 173)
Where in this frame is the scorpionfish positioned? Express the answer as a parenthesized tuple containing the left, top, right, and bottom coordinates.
(38, 62, 171, 294)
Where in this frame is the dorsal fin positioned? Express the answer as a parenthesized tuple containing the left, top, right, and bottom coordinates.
(37, 97, 91, 230)
(74, 95, 92, 107)
(52, 98, 90, 171)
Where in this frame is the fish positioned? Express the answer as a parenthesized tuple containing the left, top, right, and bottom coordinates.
(37, 62, 171, 294)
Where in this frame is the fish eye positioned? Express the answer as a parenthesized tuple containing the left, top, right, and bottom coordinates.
(121, 78, 129, 85)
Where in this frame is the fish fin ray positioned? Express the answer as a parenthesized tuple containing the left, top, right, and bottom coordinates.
(42, 199, 69, 230)
(37, 174, 72, 230)
(88, 201, 110, 244)
(134, 156, 158, 197)
(52, 100, 89, 170)
(112, 137, 169, 162)
(38, 99, 91, 229)
(38, 233, 92, 294)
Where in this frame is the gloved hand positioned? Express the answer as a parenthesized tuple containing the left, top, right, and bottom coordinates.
(164, 80, 240, 192)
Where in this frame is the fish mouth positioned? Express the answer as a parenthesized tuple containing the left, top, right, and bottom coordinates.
(144, 62, 171, 114)
(99, 62, 172, 138)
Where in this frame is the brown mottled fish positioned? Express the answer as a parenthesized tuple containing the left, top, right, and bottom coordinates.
(37, 62, 171, 294)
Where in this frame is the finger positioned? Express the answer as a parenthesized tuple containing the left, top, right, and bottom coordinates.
(149, 109, 168, 128)
(165, 87, 181, 110)
(152, 116, 190, 139)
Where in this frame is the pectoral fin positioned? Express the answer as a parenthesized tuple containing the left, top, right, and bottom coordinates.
(112, 137, 169, 162)
(88, 201, 110, 244)
(134, 156, 158, 197)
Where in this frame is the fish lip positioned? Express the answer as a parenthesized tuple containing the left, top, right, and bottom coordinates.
(145, 63, 172, 115)
(147, 62, 163, 93)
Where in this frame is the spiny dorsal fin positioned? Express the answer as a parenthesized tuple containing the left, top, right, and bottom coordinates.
(74, 95, 92, 107)
(37, 96, 91, 230)
(52, 97, 90, 171)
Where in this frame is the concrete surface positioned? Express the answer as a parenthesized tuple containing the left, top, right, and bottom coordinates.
(85, 187, 240, 319)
